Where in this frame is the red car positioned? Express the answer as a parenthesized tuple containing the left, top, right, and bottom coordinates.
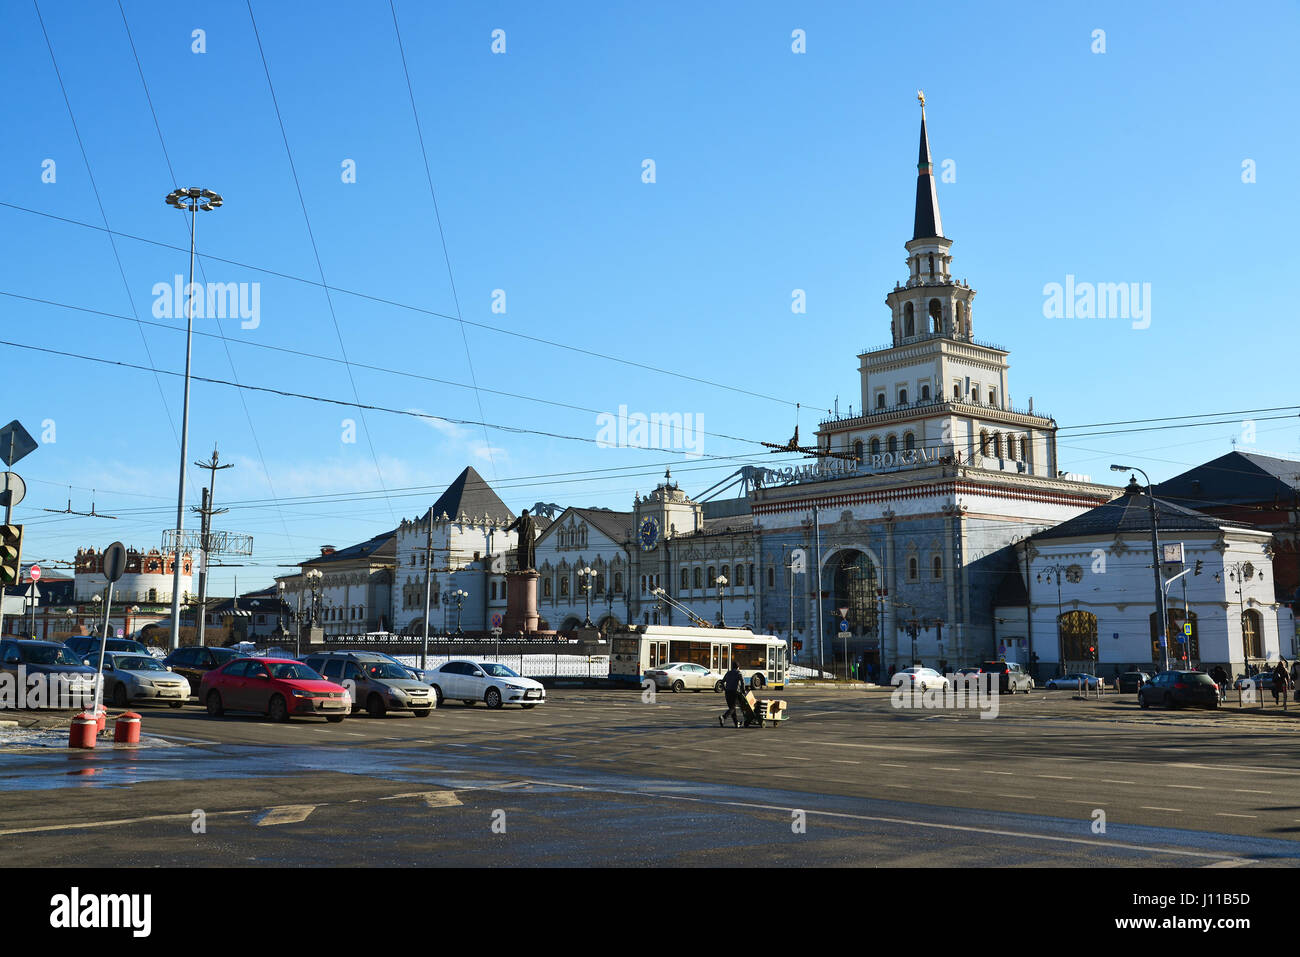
(199, 657, 350, 723)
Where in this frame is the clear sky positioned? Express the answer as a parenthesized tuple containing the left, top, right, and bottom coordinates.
(2, 0, 1297, 597)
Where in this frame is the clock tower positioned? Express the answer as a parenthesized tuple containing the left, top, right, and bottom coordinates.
(628, 469, 704, 621)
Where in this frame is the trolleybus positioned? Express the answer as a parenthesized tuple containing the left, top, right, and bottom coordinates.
(609, 625, 787, 690)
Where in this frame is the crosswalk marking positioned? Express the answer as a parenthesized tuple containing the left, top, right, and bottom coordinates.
(255, 805, 317, 827)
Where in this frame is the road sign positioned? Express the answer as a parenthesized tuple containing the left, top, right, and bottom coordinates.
(0, 472, 24, 510)
(0, 422, 37, 468)
(1112, 632, 1119, 640)
(24, 583, 39, 601)
(839, 620, 849, 632)
(1158, 637, 1167, 647)
(29, 564, 40, 582)
(103, 541, 128, 583)
(1183, 622, 1192, 636)
(491, 613, 503, 629)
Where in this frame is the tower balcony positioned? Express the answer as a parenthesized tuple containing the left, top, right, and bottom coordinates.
(817, 396, 1053, 433)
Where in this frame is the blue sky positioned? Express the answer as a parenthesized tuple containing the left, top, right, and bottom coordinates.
(2, 0, 1297, 596)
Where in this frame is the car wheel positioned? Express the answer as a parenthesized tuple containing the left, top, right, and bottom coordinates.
(714, 680, 723, 692)
(485, 688, 503, 709)
(168, 702, 183, 709)
(521, 704, 537, 709)
(431, 684, 444, 706)
(672, 679, 685, 693)
(413, 709, 431, 718)
(205, 690, 225, 717)
(111, 684, 129, 708)
(326, 715, 345, 723)
(752, 675, 765, 690)
(367, 694, 386, 718)
(268, 694, 290, 723)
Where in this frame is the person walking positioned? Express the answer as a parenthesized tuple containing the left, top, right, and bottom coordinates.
(1272, 660, 1289, 704)
(1291, 660, 1300, 691)
(1211, 664, 1228, 701)
(719, 661, 745, 728)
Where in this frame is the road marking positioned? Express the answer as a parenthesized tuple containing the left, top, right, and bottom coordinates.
(1101, 779, 1136, 785)
(933, 766, 960, 771)
(1036, 775, 1073, 780)
(879, 763, 908, 769)
(787, 756, 812, 761)
(1202, 858, 1254, 868)
(344, 732, 365, 737)
(1139, 806, 1182, 812)
(741, 753, 766, 758)
(996, 794, 1033, 800)
(1232, 789, 1272, 795)
(884, 784, 910, 789)
(809, 741, 956, 755)
(0, 810, 248, 836)
(423, 791, 462, 808)
(831, 759, 860, 765)
(981, 770, 1014, 776)
(255, 805, 316, 827)
(1166, 785, 1204, 790)
(1215, 812, 1258, 819)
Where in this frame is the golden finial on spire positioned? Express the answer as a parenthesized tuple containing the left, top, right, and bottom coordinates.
(917, 89, 926, 108)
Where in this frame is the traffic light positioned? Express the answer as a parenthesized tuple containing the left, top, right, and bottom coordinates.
(1194, 559, 1203, 575)
(0, 524, 22, 586)
(1088, 644, 1097, 661)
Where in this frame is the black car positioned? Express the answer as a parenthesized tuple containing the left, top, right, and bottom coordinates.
(0, 639, 98, 708)
(1116, 671, 1152, 693)
(161, 645, 241, 695)
(1138, 671, 1219, 710)
(65, 635, 150, 662)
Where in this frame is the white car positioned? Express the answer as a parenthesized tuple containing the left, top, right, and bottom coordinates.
(643, 662, 725, 692)
(890, 667, 950, 691)
(426, 660, 546, 709)
(1045, 673, 1102, 690)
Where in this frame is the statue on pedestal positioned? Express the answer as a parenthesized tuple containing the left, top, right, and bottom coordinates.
(506, 509, 537, 572)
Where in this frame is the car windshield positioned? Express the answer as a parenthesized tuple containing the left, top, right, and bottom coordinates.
(210, 648, 238, 663)
(362, 662, 409, 680)
(268, 663, 322, 681)
(479, 663, 520, 678)
(115, 656, 165, 672)
(21, 645, 83, 666)
(1184, 674, 1216, 685)
(107, 640, 145, 651)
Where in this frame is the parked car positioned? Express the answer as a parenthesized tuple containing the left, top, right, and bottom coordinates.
(162, 645, 241, 695)
(302, 651, 435, 717)
(327, 648, 424, 681)
(643, 662, 724, 693)
(199, 657, 349, 722)
(99, 652, 191, 708)
(1139, 671, 1219, 710)
(65, 636, 150, 663)
(1044, 673, 1103, 690)
(1116, 671, 1152, 693)
(979, 660, 1033, 694)
(425, 660, 546, 709)
(890, 667, 950, 691)
(1, 639, 98, 707)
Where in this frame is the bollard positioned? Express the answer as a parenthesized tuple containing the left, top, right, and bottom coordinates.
(93, 708, 107, 734)
(113, 711, 141, 744)
(69, 712, 97, 749)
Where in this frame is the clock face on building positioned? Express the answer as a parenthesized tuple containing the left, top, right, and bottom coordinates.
(638, 517, 660, 552)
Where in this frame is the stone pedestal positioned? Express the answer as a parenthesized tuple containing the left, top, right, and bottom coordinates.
(503, 570, 539, 635)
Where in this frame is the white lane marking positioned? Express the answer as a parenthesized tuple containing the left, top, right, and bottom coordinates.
(344, 732, 365, 737)
(996, 794, 1033, 800)
(831, 760, 860, 765)
(255, 805, 317, 827)
(879, 763, 908, 769)
(787, 756, 812, 761)
(1037, 775, 1074, 780)
(1171, 762, 1300, 777)
(1202, 858, 1254, 868)
(884, 784, 910, 789)
(0, 810, 248, 836)
(1101, 779, 1137, 785)
(1139, 806, 1183, 812)
(807, 741, 956, 755)
(1215, 812, 1258, 819)
(423, 791, 462, 808)
(981, 771, 1014, 776)
(1233, 789, 1272, 795)
(933, 766, 960, 772)
(1167, 785, 1204, 790)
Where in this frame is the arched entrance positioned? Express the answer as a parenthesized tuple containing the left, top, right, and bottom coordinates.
(1059, 610, 1097, 671)
(829, 549, 880, 678)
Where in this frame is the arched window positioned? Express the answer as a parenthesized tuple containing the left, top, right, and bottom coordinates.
(614, 572, 623, 593)
(887, 435, 897, 453)
(1242, 609, 1264, 661)
(543, 578, 552, 598)
(869, 437, 881, 456)
(956, 301, 965, 335)
(560, 576, 570, 597)
(707, 566, 716, 587)
(1007, 436, 1016, 460)
(898, 389, 908, 406)
(490, 581, 498, 600)
(904, 432, 916, 451)
(927, 253, 935, 277)
(768, 566, 776, 588)
(980, 430, 990, 455)
(876, 393, 886, 410)
(736, 565, 745, 587)
(1020, 436, 1029, 462)
(933, 555, 942, 579)
(721, 565, 730, 584)
(988, 389, 997, 406)
(854, 440, 864, 462)
(921, 384, 930, 401)
(929, 299, 942, 333)
(903, 302, 914, 337)
(694, 567, 702, 589)
(681, 568, 689, 591)
(908, 556, 918, 580)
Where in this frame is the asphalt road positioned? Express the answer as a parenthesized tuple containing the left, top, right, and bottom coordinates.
(1, 686, 1297, 867)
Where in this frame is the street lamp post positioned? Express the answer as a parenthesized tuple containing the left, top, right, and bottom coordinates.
(305, 568, 322, 649)
(451, 588, 468, 634)
(577, 567, 596, 627)
(1036, 563, 1067, 675)
(1111, 465, 1168, 672)
(714, 574, 728, 627)
(164, 186, 222, 652)
(1219, 562, 1259, 673)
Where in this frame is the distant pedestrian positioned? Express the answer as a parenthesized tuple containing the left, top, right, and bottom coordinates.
(1291, 661, 1300, 690)
(719, 661, 745, 728)
(1271, 661, 1288, 703)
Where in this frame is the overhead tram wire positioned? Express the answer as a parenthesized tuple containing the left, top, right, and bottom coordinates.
(0, 289, 788, 451)
(0, 200, 815, 410)
(389, 0, 497, 479)
(245, 0, 397, 524)
(115, 0, 299, 557)
(30, 1, 180, 449)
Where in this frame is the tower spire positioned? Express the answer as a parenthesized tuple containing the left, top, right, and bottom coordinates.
(913, 90, 943, 240)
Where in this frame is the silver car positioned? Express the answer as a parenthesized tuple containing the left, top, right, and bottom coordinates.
(643, 662, 725, 693)
(101, 652, 191, 708)
(303, 652, 435, 717)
